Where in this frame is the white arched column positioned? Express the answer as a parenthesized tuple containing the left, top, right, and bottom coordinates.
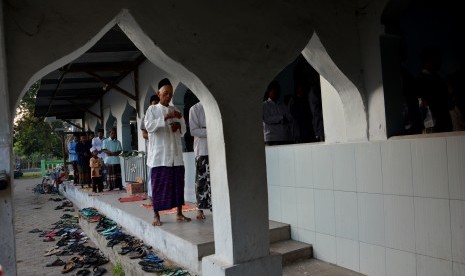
(302, 33, 368, 142)
(117, 12, 280, 275)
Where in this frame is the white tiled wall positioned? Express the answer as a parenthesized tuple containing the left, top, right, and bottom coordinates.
(266, 135, 465, 276)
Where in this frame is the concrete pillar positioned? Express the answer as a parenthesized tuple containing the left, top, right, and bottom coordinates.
(0, 1, 17, 275)
(201, 98, 281, 276)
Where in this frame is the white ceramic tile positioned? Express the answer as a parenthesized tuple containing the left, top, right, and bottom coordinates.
(451, 200, 465, 263)
(417, 254, 452, 276)
(315, 189, 335, 235)
(411, 137, 449, 198)
(355, 142, 383, 193)
(280, 186, 297, 225)
(386, 248, 416, 276)
(315, 233, 337, 264)
(384, 195, 415, 252)
(268, 185, 281, 221)
(312, 145, 333, 190)
(333, 144, 356, 192)
(278, 147, 296, 187)
(297, 228, 316, 245)
(453, 262, 465, 276)
(414, 197, 452, 260)
(290, 226, 299, 240)
(447, 136, 465, 200)
(381, 140, 413, 196)
(336, 237, 359, 272)
(335, 191, 358, 240)
(265, 147, 279, 186)
(358, 193, 385, 246)
(294, 145, 313, 188)
(360, 242, 386, 276)
(296, 188, 315, 231)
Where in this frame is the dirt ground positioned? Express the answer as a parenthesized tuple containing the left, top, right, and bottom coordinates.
(13, 177, 112, 276)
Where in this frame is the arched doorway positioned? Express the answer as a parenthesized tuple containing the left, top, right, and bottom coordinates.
(121, 102, 137, 151)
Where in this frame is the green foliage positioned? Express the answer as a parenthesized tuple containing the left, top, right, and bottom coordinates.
(112, 262, 125, 276)
(13, 81, 64, 163)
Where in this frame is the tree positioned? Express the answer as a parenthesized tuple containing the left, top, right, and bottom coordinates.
(13, 82, 64, 166)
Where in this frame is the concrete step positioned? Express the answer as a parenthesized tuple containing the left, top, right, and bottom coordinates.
(269, 220, 291, 243)
(270, 239, 313, 265)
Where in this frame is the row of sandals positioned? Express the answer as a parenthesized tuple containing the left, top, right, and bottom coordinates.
(29, 207, 109, 275)
(80, 207, 191, 275)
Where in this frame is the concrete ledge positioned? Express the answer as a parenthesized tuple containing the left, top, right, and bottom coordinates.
(61, 182, 204, 274)
(202, 253, 282, 276)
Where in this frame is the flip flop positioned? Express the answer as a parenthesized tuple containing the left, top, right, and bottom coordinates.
(128, 247, 147, 259)
(92, 266, 107, 276)
(141, 264, 165, 273)
(176, 215, 191, 222)
(61, 260, 76, 273)
(45, 258, 66, 267)
(44, 247, 61, 256)
(75, 268, 91, 276)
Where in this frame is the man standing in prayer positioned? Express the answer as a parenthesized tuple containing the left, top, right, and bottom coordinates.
(102, 128, 123, 191)
(189, 102, 211, 220)
(75, 132, 92, 187)
(144, 78, 191, 226)
(263, 80, 293, 145)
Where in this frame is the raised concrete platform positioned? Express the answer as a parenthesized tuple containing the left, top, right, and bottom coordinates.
(60, 182, 312, 275)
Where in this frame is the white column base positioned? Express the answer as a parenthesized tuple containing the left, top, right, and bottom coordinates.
(202, 253, 282, 276)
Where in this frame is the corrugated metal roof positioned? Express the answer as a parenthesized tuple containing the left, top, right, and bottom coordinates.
(34, 25, 145, 120)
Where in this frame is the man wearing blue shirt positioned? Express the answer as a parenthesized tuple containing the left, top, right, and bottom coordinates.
(67, 134, 79, 184)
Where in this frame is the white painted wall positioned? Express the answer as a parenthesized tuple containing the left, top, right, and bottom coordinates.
(267, 133, 465, 275)
(320, 76, 346, 142)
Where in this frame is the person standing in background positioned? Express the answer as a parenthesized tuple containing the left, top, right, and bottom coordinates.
(263, 80, 293, 145)
(67, 134, 79, 184)
(75, 132, 92, 188)
(102, 128, 123, 191)
(189, 102, 212, 220)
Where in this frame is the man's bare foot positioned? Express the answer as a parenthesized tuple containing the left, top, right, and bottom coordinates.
(152, 215, 162, 226)
(196, 210, 206, 220)
(176, 214, 191, 222)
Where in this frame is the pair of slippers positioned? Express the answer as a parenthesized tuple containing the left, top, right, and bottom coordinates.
(74, 267, 106, 276)
(45, 258, 65, 267)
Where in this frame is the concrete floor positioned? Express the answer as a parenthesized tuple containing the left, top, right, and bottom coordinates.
(12, 177, 363, 275)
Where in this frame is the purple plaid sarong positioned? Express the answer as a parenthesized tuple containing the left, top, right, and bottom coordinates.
(151, 166, 185, 212)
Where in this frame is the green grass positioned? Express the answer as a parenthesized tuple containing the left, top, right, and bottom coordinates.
(112, 262, 125, 276)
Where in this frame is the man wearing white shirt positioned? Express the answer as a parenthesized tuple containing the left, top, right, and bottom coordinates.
(189, 102, 211, 220)
(144, 78, 191, 226)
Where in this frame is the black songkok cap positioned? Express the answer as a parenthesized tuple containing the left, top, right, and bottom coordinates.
(150, 94, 160, 103)
(158, 78, 172, 89)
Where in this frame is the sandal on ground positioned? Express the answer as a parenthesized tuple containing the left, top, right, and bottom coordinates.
(195, 210, 205, 220)
(141, 264, 165, 273)
(45, 258, 66, 267)
(128, 247, 147, 259)
(175, 215, 191, 222)
(92, 266, 107, 276)
(75, 268, 91, 276)
(44, 247, 62, 256)
(61, 260, 76, 273)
